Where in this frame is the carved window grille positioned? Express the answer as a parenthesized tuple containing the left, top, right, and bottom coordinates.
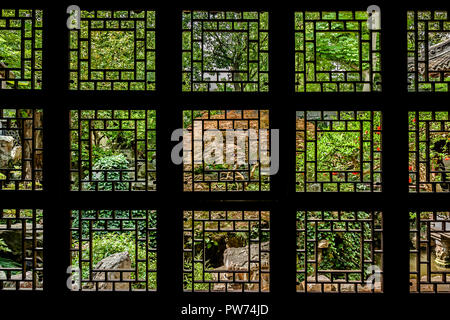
(409, 210, 450, 293)
(183, 109, 270, 192)
(69, 109, 156, 191)
(181, 10, 269, 92)
(0, 209, 43, 291)
(296, 210, 383, 293)
(408, 111, 449, 193)
(294, 10, 381, 92)
(183, 210, 270, 292)
(407, 10, 450, 92)
(69, 10, 156, 90)
(70, 209, 157, 291)
(0, 108, 43, 190)
(295, 110, 382, 192)
(0, 9, 43, 90)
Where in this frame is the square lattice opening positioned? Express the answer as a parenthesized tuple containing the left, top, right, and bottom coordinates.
(69, 10, 156, 90)
(296, 210, 383, 293)
(183, 210, 270, 293)
(182, 11, 269, 92)
(70, 209, 157, 291)
(296, 111, 382, 192)
(0, 9, 43, 90)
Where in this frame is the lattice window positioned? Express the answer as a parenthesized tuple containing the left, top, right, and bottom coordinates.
(296, 210, 383, 293)
(296, 111, 382, 192)
(0, 9, 43, 90)
(0, 209, 43, 290)
(294, 10, 381, 92)
(70, 209, 157, 291)
(69, 10, 156, 90)
(183, 110, 270, 192)
(407, 10, 450, 92)
(409, 210, 450, 293)
(69, 109, 156, 191)
(183, 210, 270, 292)
(408, 111, 449, 193)
(182, 10, 269, 92)
(0, 108, 43, 190)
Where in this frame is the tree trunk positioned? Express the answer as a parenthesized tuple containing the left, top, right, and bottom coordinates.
(232, 63, 242, 92)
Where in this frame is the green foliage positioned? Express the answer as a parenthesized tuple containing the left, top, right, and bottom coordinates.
(90, 31, 135, 70)
(183, 251, 214, 291)
(316, 32, 360, 71)
(182, 11, 269, 92)
(203, 31, 248, 72)
(296, 111, 382, 191)
(70, 110, 156, 189)
(0, 30, 21, 69)
(0, 256, 22, 276)
(408, 112, 449, 187)
(72, 232, 157, 290)
(315, 231, 362, 273)
(295, 11, 381, 92)
(296, 211, 379, 282)
(71, 209, 157, 290)
(0, 239, 11, 253)
(0, 10, 43, 89)
(89, 154, 130, 191)
(69, 10, 155, 90)
(71, 209, 156, 248)
(317, 132, 360, 171)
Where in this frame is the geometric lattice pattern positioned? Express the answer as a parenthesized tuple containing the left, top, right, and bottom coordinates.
(409, 210, 450, 293)
(296, 210, 383, 293)
(70, 209, 157, 291)
(296, 111, 382, 192)
(183, 110, 270, 192)
(0, 108, 43, 190)
(0, 209, 44, 290)
(407, 10, 450, 92)
(408, 111, 449, 193)
(69, 109, 157, 191)
(69, 10, 156, 90)
(0, 9, 43, 90)
(294, 10, 381, 92)
(182, 11, 269, 92)
(183, 210, 270, 292)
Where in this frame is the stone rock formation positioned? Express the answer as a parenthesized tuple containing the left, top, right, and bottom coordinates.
(212, 241, 270, 292)
(0, 271, 42, 289)
(0, 135, 15, 167)
(0, 223, 44, 261)
(84, 251, 132, 291)
(296, 274, 381, 293)
(297, 275, 337, 292)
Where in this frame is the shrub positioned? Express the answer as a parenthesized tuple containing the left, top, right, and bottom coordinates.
(89, 154, 130, 191)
